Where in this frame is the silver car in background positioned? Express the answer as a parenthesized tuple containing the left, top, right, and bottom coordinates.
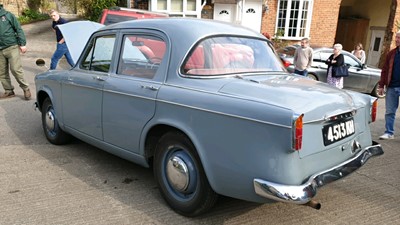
(280, 46, 384, 98)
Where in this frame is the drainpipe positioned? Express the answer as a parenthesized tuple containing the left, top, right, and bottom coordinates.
(238, 0, 244, 24)
(200, 0, 206, 18)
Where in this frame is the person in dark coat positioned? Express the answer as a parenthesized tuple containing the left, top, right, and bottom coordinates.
(326, 43, 345, 89)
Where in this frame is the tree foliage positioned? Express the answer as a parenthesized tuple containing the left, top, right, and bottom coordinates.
(18, 8, 50, 24)
(62, 0, 117, 21)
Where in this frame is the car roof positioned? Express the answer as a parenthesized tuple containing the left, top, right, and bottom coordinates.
(101, 18, 265, 41)
(95, 18, 267, 67)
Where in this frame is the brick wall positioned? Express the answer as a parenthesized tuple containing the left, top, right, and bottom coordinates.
(261, 0, 278, 39)
(261, 0, 342, 47)
(310, 0, 342, 47)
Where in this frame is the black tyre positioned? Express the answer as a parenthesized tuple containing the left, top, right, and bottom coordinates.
(41, 98, 71, 145)
(154, 131, 218, 217)
(372, 83, 386, 98)
(307, 73, 318, 81)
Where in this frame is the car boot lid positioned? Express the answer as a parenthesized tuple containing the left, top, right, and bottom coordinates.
(58, 21, 105, 64)
(218, 74, 358, 121)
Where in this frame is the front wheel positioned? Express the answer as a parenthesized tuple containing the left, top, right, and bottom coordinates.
(154, 131, 218, 217)
(41, 97, 71, 145)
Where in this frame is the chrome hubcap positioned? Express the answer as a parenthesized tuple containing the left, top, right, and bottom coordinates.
(45, 110, 55, 131)
(166, 155, 189, 192)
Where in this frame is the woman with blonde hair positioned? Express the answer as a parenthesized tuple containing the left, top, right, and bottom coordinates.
(351, 42, 366, 63)
(326, 43, 345, 89)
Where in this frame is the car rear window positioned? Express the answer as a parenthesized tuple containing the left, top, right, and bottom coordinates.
(104, 14, 138, 25)
(182, 36, 284, 76)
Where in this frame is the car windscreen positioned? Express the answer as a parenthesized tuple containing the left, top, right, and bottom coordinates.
(182, 36, 285, 76)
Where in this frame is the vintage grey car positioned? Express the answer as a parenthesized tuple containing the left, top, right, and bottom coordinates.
(34, 18, 383, 216)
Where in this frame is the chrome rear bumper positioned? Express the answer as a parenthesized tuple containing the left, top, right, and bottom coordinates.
(253, 141, 383, 205)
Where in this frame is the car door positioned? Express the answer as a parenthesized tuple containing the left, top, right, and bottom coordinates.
(62, 34, 117, 140)
(312, 50, 330, 82)
(102, 32, 167, 153)
(342, 53, 370, 93)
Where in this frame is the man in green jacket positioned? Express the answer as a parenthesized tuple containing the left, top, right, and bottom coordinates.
(0, 4, 31, 100)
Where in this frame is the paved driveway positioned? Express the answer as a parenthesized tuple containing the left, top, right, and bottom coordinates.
(0, 17, 399, 225)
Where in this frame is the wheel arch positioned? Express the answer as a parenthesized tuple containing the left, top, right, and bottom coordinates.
(144, 124, 194, 165)
(143, 123, 216, 190)
(307, 72, 319, 81)
(371, 83, 386, 98)
(36, 88, 66, 131)
(36, 87, 56, 112)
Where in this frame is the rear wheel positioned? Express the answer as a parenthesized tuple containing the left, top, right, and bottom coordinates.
(372, 84, 386, 98)
(307, 73, 318, 81)
(153, 131, 218, 217)
(41, 98, 71, 145)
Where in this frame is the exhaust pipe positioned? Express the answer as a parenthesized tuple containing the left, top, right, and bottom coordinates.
(304, 200, 321, 210)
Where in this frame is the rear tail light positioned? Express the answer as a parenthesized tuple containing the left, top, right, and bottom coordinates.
(371, 99, 378, 122)
(292, 114, 304, 151)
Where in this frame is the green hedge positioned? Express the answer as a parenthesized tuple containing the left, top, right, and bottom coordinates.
(18, 9, 50, 25)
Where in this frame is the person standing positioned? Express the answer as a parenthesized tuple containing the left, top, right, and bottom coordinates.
(0, 4, 31, 100)
(377, 31, 400, 140)
(325, 43, 345, 89)
(293, 38, 313, 76)
(49, 9, 74, 70)
(351, 42, 366, 64)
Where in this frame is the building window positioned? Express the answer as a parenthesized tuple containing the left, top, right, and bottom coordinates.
(276, 0, 313, 39)
(150, 0, 201, 17)
(246, 8, 256, 13)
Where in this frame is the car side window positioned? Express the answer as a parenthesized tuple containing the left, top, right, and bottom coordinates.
(343, 54, 360, 67)
(313, 52, 321, 62)
(319, 52, 332, 62)
(117, 34, 166, 79)
(80, 35, 116, 73)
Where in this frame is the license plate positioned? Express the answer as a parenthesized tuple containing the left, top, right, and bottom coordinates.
(322, 118, 355, 146)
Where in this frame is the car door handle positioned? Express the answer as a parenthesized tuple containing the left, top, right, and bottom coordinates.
(93, 76, 105, 81)
(141, 85, 159, 91)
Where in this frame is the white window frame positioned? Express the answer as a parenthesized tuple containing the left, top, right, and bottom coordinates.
(149, 0, 202, 18)
(275, 0, 314, 40)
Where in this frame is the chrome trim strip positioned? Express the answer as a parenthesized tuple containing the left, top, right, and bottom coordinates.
(156, 98, 292, 129)
(103, 89, 157, 101)
(64, 83, 103, 91)
(323, 109, 357, 121)
(304, 109, 358, 124)
(253, 141, 383, 204)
